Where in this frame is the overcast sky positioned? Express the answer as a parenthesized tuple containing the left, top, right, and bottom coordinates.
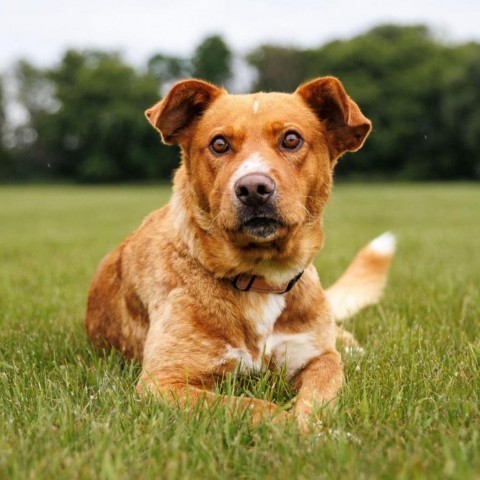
(1, 0, 480, 72)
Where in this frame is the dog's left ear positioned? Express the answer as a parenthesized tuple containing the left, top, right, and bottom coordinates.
(296, 76, 372, 163)
(145, 79, 224, 144)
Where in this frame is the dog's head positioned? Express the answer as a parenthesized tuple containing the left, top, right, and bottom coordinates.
(146, 77, 371, 282)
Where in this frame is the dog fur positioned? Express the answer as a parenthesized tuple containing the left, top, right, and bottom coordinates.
(85, 77, 395, 427)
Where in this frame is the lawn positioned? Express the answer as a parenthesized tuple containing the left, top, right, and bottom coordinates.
(0, 183, 479, 479)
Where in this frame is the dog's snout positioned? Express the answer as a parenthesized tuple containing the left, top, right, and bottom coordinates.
(234, 173, 276, 207)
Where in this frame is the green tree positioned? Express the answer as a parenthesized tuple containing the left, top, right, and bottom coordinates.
(147, 54, 189, 84)
(440, 42, 480, 179)
(13, 60, 58, 178)
(247, 45, 310, 92)
(247, 24, 480, 180)
(191, 35, 232, 86)
(0, 76, 5, 146)
(0, 75, 14, 179)
(6, 27, 480, 182)
(305, 25, 454, 179)
(14, 50, 179, 182)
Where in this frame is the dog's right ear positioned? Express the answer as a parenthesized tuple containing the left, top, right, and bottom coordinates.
(145, 79, 224, 145)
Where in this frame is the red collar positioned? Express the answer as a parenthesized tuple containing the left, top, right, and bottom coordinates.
(231, 271, 303, 294)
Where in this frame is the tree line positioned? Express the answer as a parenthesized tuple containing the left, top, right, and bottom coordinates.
(1, 25, 479, 182)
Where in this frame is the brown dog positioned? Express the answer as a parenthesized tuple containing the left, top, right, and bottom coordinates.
(85, 77, 395, 426)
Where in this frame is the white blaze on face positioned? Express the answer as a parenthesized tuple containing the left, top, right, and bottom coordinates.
(230, 152, 271, 188)
(253, 100, 260, 114)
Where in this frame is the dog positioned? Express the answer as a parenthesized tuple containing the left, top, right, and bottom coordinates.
(85, 76, 395, 427)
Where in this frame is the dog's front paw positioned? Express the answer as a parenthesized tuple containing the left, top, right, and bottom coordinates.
(295, 413, 324, 435)
(247, 400, 291, 425)
(293, 400, 324, 434)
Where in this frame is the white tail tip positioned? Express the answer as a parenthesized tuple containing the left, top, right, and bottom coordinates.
(368, 232, 396, 256)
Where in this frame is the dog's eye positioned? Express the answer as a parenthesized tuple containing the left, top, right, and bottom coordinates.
(281, 131, 303, 150)
(210, 136, 230, 154)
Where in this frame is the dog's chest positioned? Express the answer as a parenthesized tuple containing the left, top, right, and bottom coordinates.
(223, 294, 320, 377)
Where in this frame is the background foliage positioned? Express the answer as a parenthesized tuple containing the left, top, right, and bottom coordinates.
(1, 26, 480, 182)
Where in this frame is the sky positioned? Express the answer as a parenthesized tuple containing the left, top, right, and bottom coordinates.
(1, 0, 480, 72)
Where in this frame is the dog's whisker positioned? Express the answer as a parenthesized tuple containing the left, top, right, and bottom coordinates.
(293, 202, 314, 221)
(206, 211, 224, 234)
(290, 194, 316, 201)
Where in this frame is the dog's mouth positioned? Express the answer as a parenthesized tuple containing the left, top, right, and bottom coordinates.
(223, 204, 290, 247)
(241, 217, 282, 238)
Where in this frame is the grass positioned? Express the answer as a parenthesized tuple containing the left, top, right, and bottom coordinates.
(0, 183, 479, 479)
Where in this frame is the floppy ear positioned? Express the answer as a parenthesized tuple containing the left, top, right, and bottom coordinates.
(296, 76, 372, 163)
(145, 79, 223, 144)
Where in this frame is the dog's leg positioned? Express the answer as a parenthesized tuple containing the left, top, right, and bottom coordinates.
(137, 308, 289, 424)
(292, 350, 343, 429)
(137, 377, 288, 423)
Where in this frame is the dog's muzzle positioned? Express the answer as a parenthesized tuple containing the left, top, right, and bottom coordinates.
(234, 173, 281, 239)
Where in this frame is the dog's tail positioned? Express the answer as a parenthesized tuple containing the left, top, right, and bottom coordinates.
(325, 232, 396, 321)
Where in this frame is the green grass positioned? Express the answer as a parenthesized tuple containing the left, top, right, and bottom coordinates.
(1, 183, 479, 479)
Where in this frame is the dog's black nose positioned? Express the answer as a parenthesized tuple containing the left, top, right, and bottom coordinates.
(234, 173, 276, 207)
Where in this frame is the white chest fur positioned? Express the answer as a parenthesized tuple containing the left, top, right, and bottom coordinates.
(223, 294, 321, 377)
(246, 294, 286, 338)
(265, 332, 319, 378)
